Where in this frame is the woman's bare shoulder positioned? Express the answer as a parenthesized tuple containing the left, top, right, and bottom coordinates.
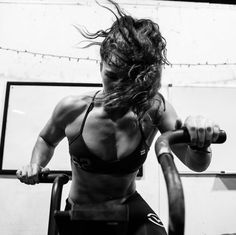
(146, 93, 166, 122)
(51, 90, 99, 125)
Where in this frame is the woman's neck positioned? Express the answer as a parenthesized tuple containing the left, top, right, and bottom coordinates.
(95, 89, 132, 121)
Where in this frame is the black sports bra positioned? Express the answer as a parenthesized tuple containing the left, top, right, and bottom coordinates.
(68, 91, 150, 175)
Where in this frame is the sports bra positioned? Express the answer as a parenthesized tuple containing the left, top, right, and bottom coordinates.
(68, 91, 150, 175)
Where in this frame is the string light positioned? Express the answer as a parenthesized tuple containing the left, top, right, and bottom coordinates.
(169, 62, 236, 67)
(0, 46, 100, 63)
(1, 46, 236, 67)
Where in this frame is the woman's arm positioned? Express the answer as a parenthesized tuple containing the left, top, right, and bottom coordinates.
(16, 96, 84, 184)
(156, 100, 220, 172)
(29, 118, 65, 168)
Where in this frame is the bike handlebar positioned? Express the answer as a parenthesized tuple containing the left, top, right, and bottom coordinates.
(155, 128, 226, 159)
(154, 128, 226, 235)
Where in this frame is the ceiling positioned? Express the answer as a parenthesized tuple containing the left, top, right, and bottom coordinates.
(162, 0, 236, 4)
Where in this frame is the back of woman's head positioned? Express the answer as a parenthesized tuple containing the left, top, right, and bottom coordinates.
(79, 0, 168, 118)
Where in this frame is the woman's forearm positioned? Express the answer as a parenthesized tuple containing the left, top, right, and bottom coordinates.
(30, 135, 55, 167)
(184, 146, 212, 172)
(171, 144, 212, 172)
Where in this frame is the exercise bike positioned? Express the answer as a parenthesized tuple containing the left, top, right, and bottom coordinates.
(39, 128, 226, 235)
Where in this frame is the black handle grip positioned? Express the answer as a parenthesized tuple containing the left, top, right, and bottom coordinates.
(38, 172, 70, 184)
(38, 172, 58, 183)
(213, 130, 227, 144)
(184, 128, 226, 143)
(171, 128, 227, 145)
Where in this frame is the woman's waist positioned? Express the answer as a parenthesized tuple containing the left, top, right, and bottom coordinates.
(68, 188, 136, 206)
(69, 170, 137, 204)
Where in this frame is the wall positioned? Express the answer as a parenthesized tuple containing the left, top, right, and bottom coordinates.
(0, 0, 236, 234)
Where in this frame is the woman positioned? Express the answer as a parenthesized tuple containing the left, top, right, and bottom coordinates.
(16, 1, 220, 234)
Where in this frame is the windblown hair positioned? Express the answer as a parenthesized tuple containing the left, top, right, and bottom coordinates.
(78, 0, 168, 118)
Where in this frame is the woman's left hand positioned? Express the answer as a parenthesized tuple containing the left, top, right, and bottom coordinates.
(184, 115, 220, 148)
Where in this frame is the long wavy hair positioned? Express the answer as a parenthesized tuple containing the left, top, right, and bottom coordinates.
(77, 0, 168, 119)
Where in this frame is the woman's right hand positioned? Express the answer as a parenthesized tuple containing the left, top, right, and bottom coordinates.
(16, 163, 50, 185)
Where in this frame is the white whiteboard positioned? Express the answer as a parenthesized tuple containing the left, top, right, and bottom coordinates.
(167, 85, 234, 173)
(0, 82, 102, 172)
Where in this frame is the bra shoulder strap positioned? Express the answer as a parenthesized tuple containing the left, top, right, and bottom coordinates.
(69, 90, 100, 144)
(79, 90, 100, 134)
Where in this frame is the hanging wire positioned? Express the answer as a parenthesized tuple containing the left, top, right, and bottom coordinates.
(164, 61, 236, 68)
(0, 46, 100, 63)
(1, 46, 236, 66)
